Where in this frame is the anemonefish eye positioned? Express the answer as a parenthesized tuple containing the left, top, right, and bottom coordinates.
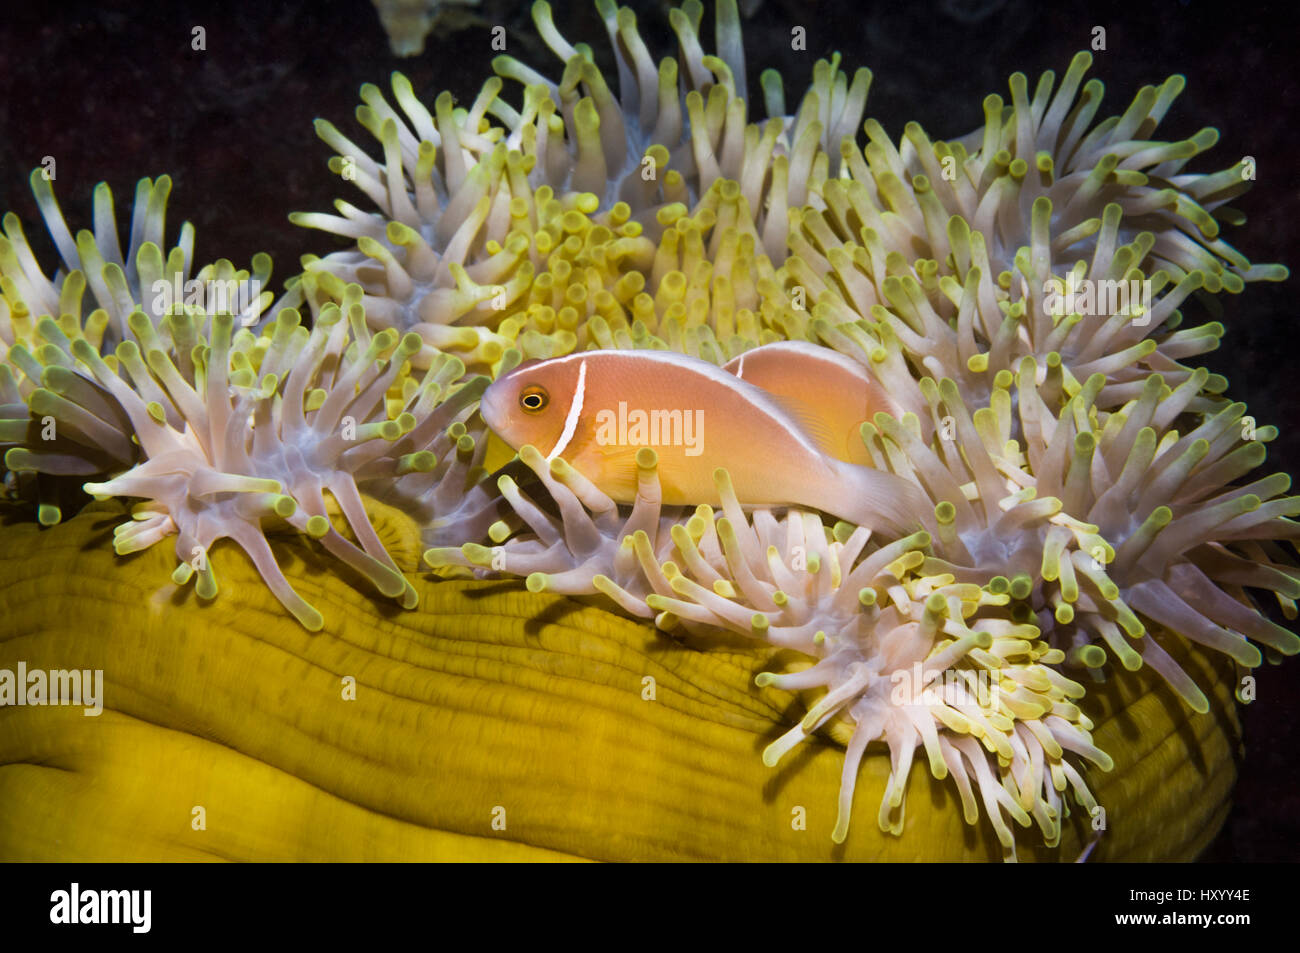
(519, 385, 548, 413)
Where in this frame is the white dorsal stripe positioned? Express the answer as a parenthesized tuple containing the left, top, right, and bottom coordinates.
(723, 340, 870, 385)
(522, 349, 830, 460)
(547, 358, 587, 462)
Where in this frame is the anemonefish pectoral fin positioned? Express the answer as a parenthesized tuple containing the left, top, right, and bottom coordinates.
(482, 430, 519, 473)
(568, 441, 641, 501)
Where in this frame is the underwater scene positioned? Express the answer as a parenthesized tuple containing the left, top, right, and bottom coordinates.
(1, 0, 1296, 868)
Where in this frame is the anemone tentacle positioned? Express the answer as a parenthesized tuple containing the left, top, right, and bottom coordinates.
(1, 0, 1294, 863)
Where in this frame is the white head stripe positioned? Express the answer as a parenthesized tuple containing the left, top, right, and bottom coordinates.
(547, 358, 587, 462)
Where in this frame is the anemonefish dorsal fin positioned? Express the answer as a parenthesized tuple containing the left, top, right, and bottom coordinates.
(725, 342, 885, 464)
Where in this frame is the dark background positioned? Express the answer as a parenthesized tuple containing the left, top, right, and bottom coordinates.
(1, 0, 1295, 861)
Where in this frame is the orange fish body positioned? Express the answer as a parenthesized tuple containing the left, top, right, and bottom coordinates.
(481, 349, 927, 536)
(724, 341, 909, 466)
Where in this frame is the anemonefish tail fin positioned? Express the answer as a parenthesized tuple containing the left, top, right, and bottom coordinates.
(831, 462, 933, 539)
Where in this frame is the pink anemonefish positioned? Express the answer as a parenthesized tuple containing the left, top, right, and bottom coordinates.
(480, 348, 928, 537)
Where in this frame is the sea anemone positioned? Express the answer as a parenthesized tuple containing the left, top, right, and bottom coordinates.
(763, 51, 1287, 407)
(282, 0, 876, 372)
(0, 0, 1294, 863)
(1, 172, 271, 523)
(64, 296, 500, 629)
(489, 0, 868, 239)
(0, 502, 1241, 861)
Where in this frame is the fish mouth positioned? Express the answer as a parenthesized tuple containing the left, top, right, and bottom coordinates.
(478, 379, 508, 436)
